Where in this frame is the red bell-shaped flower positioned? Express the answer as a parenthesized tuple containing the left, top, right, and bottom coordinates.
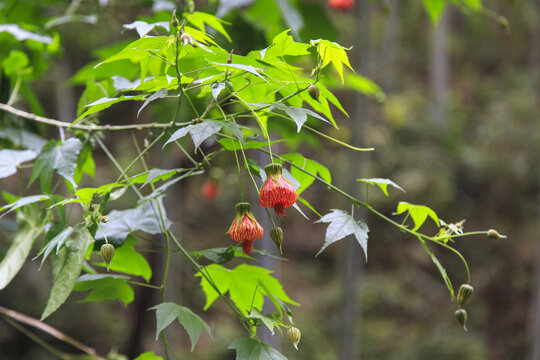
(259, 163, 297, 217)
(329, 0, 354, 11)
(228, 202, 264, 255)
(201, 178, 219, 201)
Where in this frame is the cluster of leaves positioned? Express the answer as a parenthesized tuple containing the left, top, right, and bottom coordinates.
(0, 3, 501, 359)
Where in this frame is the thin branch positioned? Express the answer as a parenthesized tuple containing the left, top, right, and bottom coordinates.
(0, 306, 105, 359)
(0, 103, 190, 131)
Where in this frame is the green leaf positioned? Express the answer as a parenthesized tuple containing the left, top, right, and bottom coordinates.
(264, 29, 311, 59)
(315, 209, 369, 260)
(29, 138, 83, 191)
(246, 309, 283, 335)
(211, 82, 227, 100)
(0, 207, 47, 290)
(395, 202, 440, 231)
(423, 0, 447, 24)
(0, 24, 53, 44)
(76, 94, 146, 121)
(96, 36, 170, 67)
(41, 223, 94, 320)
(164, 120, 224, 149)
(74, 143, 95, 184)
(269, 103, 330, 132)
(138, 88, 167, 117)
(191, 246, 241, 264)
(0, 194, 50, 217)
(0, 149, 36, 179)
(35, 226, 75, 269)
(3, 50, 29, 76)
(213, 63, 269, 83)
(343, 73, 386, 102)
(95, 198, 171, 244)
(430, 253, 454, 298)
(281, 153, 331, 195)
(99, 237, 152, 282)
(228, 338, 287, 360)
(358, 178, 405, 197)
(134, 352, 163, 360)
(195, 264, 298, 313)
(122, 168, 183, 188)
(44, 14, 98, 29)
(456, 0, 482, 10)
(123, 20, 169, 38)
(311, 39, 353, 83)
(150, 302, 212, 351)
(187, 12, 231, 42)
(218, 139, 282, 151)
(73, 274, 134, 305)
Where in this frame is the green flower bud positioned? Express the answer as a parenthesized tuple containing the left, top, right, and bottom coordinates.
(457, 284, 474, 307)
(487, 229, 506, 239)
(287, 327, 301, 350)
(455, 309, 468, 331)
(270, 227, 284, 254)
(100, 243, 115, 271)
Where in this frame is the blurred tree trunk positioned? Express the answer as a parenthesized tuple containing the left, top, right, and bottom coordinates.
(381, 0, 399, 93)
(339, 1, 376, 358)
(528, 2, 540, 359)
(429, 8, 450, 129)
(54, 61, 75, 141)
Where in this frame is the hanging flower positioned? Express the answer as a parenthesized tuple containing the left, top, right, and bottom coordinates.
(259, 163, 297, 216)
(201, 178, 219, 201)
(201, 168, 224, 201)
(228, 202, 264, 255)
(329, 0, 354, 11)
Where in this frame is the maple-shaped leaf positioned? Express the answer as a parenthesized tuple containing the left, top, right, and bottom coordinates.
(315, 209, 369, 261)
(164, 120, 224, 149)
(358, 178, 405, 197)
(311, 39, 354, 83)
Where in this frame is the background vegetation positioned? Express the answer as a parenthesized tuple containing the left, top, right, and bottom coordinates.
(0, 0, 538, 359)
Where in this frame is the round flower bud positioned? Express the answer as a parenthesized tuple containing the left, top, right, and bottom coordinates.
(100, 215, 108, 223)
(455, 309, 468, 331)
(180, 32, 193, 46)
(457, 284, 474, 307)
(308, 84, 320, 102)
(170, 9, 179, 31)
(100, 243, 115, 271)
(487, 229, 506, 239)
(270, 227, 284, 254)
(287, 327, 301, 350)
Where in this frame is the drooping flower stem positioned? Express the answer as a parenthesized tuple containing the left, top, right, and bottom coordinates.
(232, 140, 244, 201)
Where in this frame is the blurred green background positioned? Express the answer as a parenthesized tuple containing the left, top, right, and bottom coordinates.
(0, 0, 539, 359)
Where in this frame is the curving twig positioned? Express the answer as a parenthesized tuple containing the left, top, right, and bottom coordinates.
(0, 103, 190, 131)
(0, 306, 105, 359)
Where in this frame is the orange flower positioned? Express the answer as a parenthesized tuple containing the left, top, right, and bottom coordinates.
(259, 163, 297, 217)
(228, 202, 264, 255)
(201, 178, 219, 201)
(329, 0, 354, 11)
